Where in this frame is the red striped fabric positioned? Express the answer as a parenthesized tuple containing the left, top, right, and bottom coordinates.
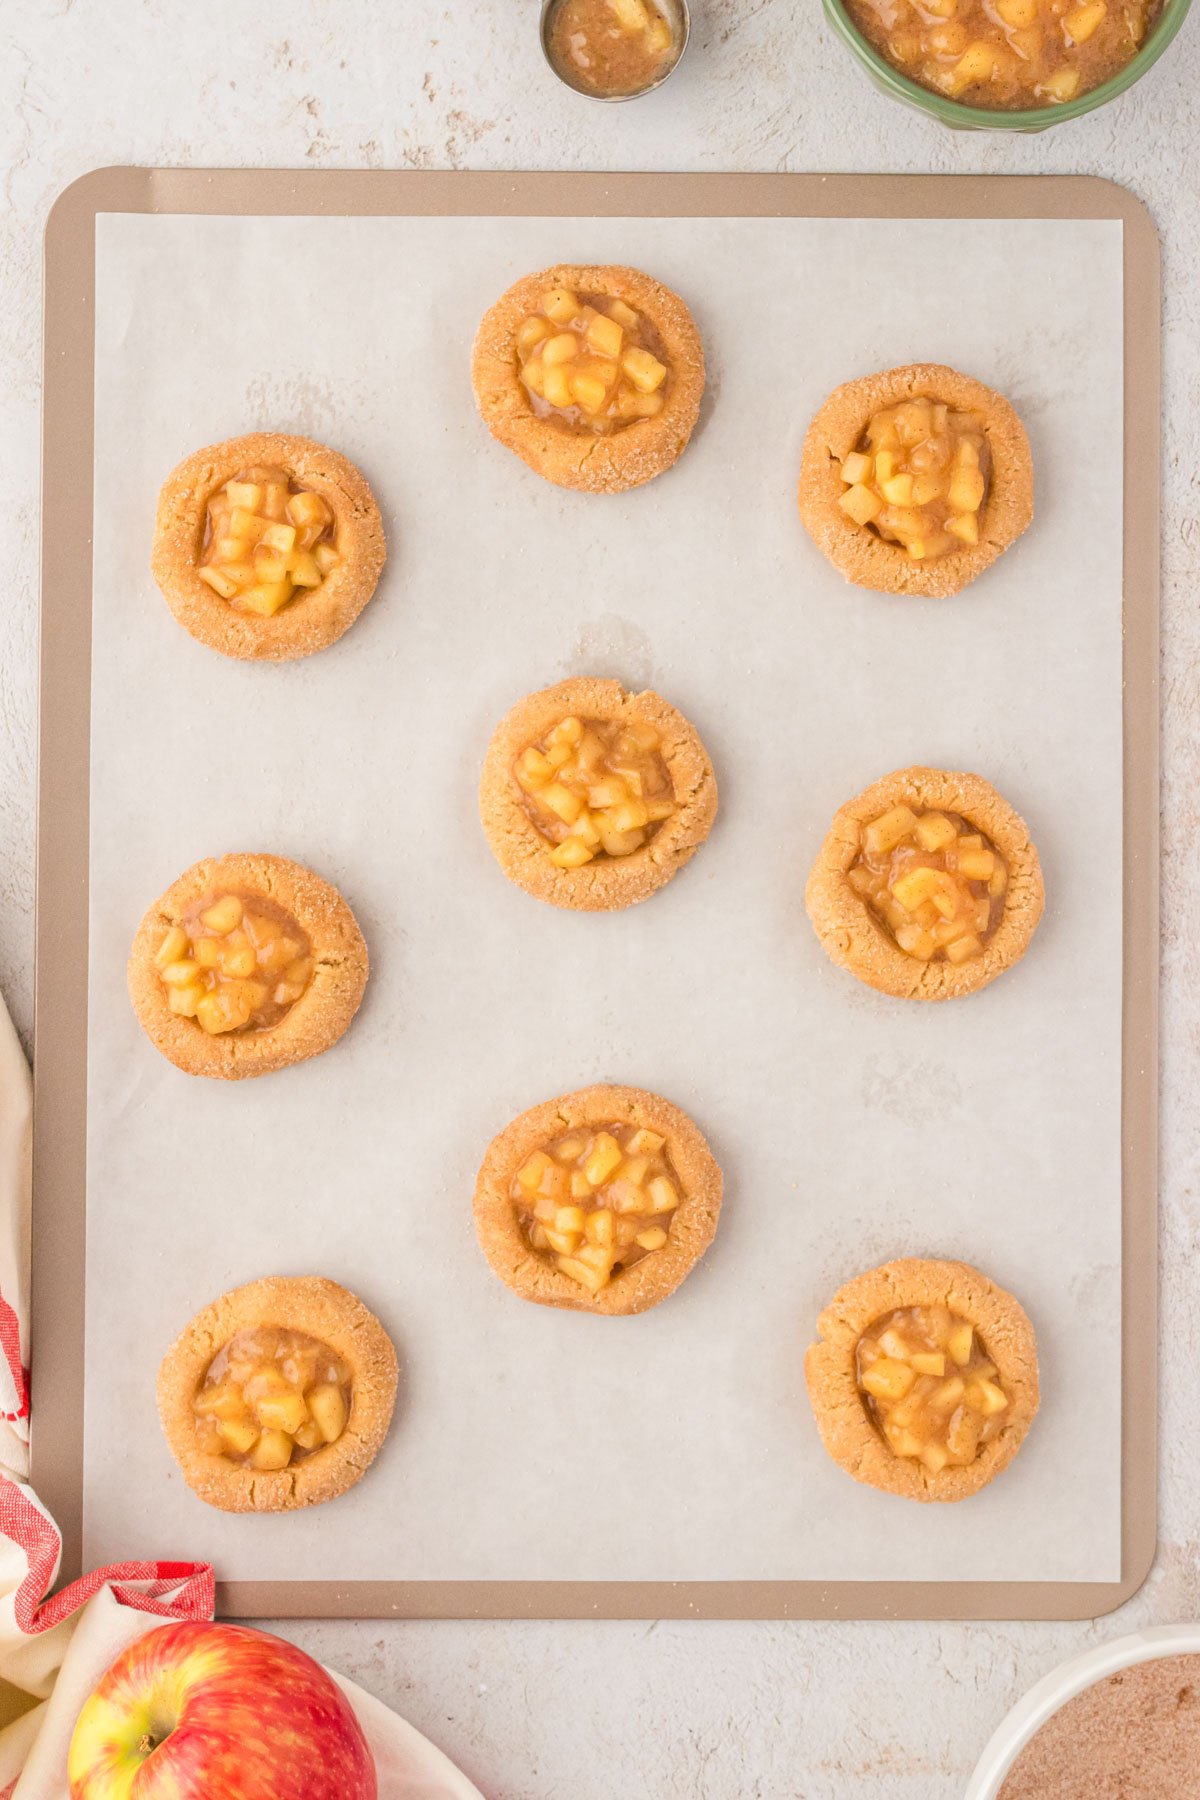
(0, 1290, 27, 1423)
(0, 1477, 213, 1635)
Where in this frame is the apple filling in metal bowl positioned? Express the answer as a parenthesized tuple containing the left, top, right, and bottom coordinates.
(544, 0, 683, 97)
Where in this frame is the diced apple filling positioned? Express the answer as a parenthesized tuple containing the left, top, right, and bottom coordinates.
(516, 289, 670, 435)
(546, 0, 679, 97)
(856, 1304, 1010, 1473)
(843, 0, 1148, 108)
(512, 1122, 681, 1294)
(197, 464, 340, 616)
(155, 890, 314, 1035)
(514, 714, 676, 868)
(837, 398, 990, 562)
(193, 1326, 352, 1469)
(848, 805, 1007, 966)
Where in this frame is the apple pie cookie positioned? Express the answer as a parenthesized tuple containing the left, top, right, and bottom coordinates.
(471, 265, 704, 493)
(128, 853, 368, 1079)
(798, 365, 1033, 598)
(480, 677, 717, 911)
(805, 1258, 1039, 1502)
(157, 1275, 398, 1512)
(474, 1084, 723, 1315)
(151, 432, 386, 660)
(806, 767, 1044, 1000)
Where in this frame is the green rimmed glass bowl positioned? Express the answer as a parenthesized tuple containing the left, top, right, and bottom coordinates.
(822, 0, 1193, 130)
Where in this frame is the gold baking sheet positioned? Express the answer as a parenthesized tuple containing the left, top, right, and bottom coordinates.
(35, 170, 1158, 1620)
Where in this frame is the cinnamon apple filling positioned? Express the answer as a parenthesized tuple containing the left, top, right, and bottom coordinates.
(197, 464, 340, 616)
(844, 0, 1161, 108)
(193, 1326, 351, 1470)
(838, 398, 990, 561)
(516, 287, 670, 435)
(857, 1305, 1010, 1475)
(154, 891, 314, 1035)
(513, 713, 676, 869)
(513, 1123, 682, 1293)
(849, 804, 1008, 964)
(546, 0, 681, 96)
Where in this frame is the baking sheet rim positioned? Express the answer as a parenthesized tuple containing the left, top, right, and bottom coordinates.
(34, 167, 1159, 1621)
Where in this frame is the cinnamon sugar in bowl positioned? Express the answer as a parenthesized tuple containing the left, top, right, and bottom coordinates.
(967, 1628, 1200, 1800)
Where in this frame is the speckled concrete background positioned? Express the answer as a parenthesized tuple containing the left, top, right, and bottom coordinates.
(2, 4, 1198, 1796)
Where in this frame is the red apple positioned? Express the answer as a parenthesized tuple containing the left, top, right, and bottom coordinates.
(68, 1620, 376, 1800)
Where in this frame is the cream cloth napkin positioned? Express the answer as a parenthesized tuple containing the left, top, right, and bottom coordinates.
(0, 995, 482, 1800)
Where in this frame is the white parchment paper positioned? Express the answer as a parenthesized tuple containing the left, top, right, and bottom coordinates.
(83, 210, 1124, 1586)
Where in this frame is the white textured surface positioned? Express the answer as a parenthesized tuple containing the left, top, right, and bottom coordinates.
(2, 2, 1199, 1795)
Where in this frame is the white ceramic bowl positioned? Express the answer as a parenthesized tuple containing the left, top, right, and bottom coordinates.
(965, 1623, 1200, 1799)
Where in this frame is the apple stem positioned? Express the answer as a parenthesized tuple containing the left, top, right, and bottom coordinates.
(138, 1733, 157, 1756)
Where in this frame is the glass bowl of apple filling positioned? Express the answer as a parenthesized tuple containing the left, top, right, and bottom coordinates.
(822, 0, 1191, 129)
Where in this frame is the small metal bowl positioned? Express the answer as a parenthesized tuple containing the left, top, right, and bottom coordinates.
(540, 0, 691, 101)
